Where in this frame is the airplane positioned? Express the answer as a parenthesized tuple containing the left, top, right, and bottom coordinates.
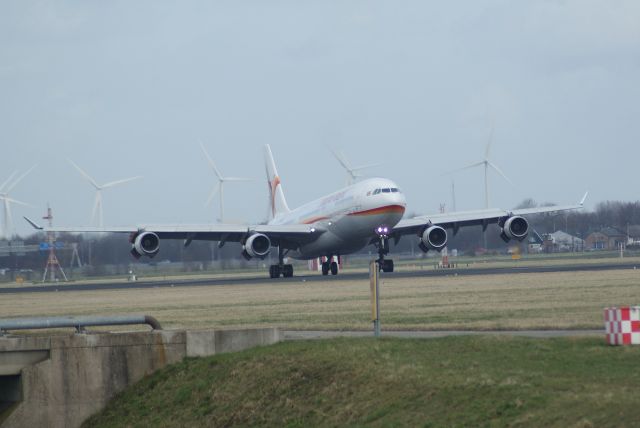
(25, 145, 587, 279)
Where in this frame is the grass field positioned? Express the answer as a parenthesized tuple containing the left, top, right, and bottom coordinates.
(2, 268, 639, 331)
(5, 261, 640, 426)
(84, 336, 640, 427)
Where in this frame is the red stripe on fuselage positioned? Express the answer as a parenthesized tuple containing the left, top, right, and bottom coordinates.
(300, 205, 405, 225)
(348, 204, 406, 217)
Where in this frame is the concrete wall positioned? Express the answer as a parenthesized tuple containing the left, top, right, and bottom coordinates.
(0, 328, 282, 428)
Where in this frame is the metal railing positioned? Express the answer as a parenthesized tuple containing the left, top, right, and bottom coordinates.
(0, 315, 162, 335)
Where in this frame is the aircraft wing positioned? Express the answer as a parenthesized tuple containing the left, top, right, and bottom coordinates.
(24, 217, 323, 247)
(392, 193, 588, 236)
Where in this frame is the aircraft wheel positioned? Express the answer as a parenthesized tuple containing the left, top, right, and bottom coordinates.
(330, 261, 338, 275)
(269, 265, 281, 278)
(381, 260, 394, 273)
(321, 262, 330, 276)
(283, 264, 294, 278)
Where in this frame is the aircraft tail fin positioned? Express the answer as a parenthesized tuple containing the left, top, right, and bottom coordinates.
(264, 145, 291, 219)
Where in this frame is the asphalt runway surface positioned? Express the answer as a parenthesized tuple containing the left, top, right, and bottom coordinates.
(1, 261, 638, 294)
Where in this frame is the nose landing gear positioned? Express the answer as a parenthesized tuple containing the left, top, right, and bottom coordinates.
(376, 231, 394, 273)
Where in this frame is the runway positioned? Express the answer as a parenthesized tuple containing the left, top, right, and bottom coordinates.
(0, 261, 638, 294)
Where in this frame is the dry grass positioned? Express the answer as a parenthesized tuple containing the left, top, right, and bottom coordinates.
(2, 268, 640, 331)
(396, 254, 640, 271)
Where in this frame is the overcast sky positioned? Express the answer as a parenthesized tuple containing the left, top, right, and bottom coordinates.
(1, 1, 639, 235)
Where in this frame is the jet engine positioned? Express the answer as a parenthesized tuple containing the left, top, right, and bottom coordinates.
(500, 216, 529, 242)
(131, 232, 160, 259)
(418, 225, 448, 252)
(241, 233, 271, 260)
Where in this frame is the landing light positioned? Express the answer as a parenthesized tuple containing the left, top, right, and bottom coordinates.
(310, 227, 316, 233)
(375, 226, 389, 236)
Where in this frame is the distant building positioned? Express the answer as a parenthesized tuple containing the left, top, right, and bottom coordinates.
(543, 230, 584, 252)
(627, 225, 640, 247)
(585, 228, 627, 251)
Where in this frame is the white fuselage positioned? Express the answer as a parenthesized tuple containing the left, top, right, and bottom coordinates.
(269, 178, 407, 259)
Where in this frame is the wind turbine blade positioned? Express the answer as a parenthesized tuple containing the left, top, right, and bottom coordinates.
(350, 162, 383, 172)
(0, 171, 18, 192)
(199, 141, 223, 180)
(204, 184, 220, 207)
(441, 161, 485, 176)
(331, 149, 353, 171)
(5, 164, 37, 193)
(485, 127, 495, 160)
(0, 196, 31, 207)
(487, 161, 514, 186)
(101, 176, 142, 189)
(68, 159, 100, 189)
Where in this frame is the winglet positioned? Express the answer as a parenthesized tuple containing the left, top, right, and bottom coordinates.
(579, 191, 589, 206)
(24, 216, 43, 230)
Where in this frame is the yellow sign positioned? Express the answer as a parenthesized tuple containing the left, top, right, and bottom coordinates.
(511, 246, 521, 260)
(15, 276, 24, 284)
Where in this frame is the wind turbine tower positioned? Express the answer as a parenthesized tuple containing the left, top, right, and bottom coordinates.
(443, 128, 513, 209)
(200, 142, 251, 222)
(68, 160, 141, 228)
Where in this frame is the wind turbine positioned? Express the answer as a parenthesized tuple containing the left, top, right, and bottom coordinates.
(443, 128, 513, 209)
(0, 166, 36, 239)
(68, 160, 141, 228)
(331, 149, 381, 185)
(200, 142, 251, 223)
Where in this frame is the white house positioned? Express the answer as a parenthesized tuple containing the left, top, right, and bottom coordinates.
(547, 230, 584, 252)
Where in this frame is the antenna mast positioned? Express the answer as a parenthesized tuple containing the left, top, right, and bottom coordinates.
(42, 205, 68, 282)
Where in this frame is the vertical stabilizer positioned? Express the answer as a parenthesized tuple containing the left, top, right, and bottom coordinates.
(264, 145, 290, 219)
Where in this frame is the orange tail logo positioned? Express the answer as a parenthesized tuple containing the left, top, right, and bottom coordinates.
(269, 176, 281, 217)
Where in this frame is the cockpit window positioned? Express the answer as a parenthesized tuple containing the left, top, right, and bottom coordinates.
(391, 188, 399, 193)
(373, 189, 381, 195)
(382, 188, 391, 193)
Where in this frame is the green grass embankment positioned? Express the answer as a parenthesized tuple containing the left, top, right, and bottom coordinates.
(85, 336, 640, 427)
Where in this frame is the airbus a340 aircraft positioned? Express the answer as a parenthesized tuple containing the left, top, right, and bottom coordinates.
(26, 145, 586, 278)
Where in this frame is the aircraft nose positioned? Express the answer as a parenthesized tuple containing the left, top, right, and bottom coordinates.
(384, 189, 406, 207)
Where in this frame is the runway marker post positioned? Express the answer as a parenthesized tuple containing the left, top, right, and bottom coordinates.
(369, 260, 381, 337)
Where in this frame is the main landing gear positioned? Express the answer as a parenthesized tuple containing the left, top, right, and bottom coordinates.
(269, 247, 294, 279)
(376, 234, 394, 273)
(321, 257, 339, 276)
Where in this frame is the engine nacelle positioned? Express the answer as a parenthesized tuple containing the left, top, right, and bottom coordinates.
(501, 216, 529, 242)
(241, 233, 271, 260)
(418, 225, 448, 252)
(131, 232, 160, 259)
